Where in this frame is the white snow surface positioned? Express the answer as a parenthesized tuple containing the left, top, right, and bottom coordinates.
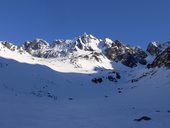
(151, 41, 159, 47)
(0, 42, 170, 128)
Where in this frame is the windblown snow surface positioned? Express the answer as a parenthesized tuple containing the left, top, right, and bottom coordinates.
(0, 43, 170, 128)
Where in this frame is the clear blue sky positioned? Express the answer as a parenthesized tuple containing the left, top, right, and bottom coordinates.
(0, 0, 169, 48)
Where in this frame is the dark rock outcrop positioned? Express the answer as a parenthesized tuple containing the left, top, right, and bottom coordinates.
(105, 40, 147, 67)
(23, 39, 49, 51)
(147, 42, 162, 55)
(134, 116, 152, 122)
(121, 53, 137, 68)
(1, 41, 17, 51)
(149, 46, 170, 68)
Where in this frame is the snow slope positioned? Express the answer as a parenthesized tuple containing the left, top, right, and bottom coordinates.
(0, 43, 112, 73)
(0, 38, 170, 128)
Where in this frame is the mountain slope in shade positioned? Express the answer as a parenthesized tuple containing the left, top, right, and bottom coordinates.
(0, 55, 170, 128)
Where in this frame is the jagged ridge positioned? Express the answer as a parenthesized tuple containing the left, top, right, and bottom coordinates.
(0, 33, 170, 68)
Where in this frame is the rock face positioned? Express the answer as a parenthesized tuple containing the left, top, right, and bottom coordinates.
(149, 46, 170, 68)
(75, 33, 100, 51)
(22, 39, 49, 57)
(1, 41, 17, 51)
(147, 42, 162, 56)
(121, 53, 138, 68)
(23, 39, 49, 51)
(162, 41, 170, 49)
(44, 40, 73, 58)
(105, 40, 147, 67)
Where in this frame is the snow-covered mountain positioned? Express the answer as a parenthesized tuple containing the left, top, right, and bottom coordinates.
(0, 34, 170, 128)
(1, 33, 149, 68)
